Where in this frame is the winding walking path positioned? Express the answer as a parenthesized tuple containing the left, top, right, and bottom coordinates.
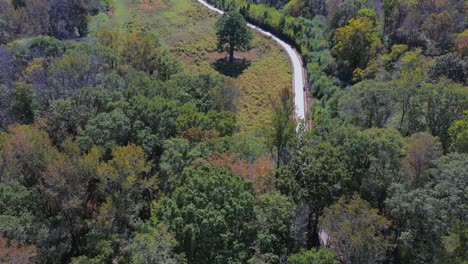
(196, 0, 307, 120)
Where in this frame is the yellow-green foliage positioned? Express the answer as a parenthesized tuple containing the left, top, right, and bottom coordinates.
(455, 29, 468, 56)
(333, 17, 381, 69)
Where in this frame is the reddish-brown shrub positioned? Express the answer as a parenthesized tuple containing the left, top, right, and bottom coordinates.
(208, 152, 275, 193)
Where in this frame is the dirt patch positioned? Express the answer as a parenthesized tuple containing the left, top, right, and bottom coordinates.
(140, 0, 155, 10)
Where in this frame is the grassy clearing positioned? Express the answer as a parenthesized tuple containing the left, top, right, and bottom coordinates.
(235, 47, 292, 132)
(88, 0, 129, 35)
(89, 0, 292, 133)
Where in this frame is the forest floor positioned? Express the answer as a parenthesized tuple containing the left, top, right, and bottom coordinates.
(89, 0, 292, 134)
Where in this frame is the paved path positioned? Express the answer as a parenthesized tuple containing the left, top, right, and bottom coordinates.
(196, 0, 307, 120)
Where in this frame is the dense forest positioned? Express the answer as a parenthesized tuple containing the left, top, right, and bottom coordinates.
(0, 0, 467, 263)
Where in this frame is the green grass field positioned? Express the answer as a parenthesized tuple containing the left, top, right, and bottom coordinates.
(89, 0, 292, 133)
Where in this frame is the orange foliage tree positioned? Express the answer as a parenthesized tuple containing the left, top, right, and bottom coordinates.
(208, 153, 275, 193)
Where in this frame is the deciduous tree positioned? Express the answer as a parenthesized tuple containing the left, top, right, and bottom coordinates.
(11, 83, 38, 124)
(253, 192, 296, 262)
(0, 125, 60, 187)
(430, 52, 467, 84)
(387, 153, 468, 263)
(449, 113, 468, 153)
(216, 11, 253, 63)
(319, 194, 392, 264)
(122, 223, 187, 264)
(277, 142, 351, 247)
(160, 165, 256, 264)
(333, 17, 381, 74)
(423, 82, 468, 151)
(340, 80, 396, 128)
(402, 133, 441, 187)
(421, 11, 455, 55)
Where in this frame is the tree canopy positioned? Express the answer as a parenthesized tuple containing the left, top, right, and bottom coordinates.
(216, 11, 253, 63)
(0, 0, 466, 263)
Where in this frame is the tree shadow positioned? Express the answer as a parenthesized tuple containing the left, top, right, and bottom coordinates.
(212, 58, 251, 78)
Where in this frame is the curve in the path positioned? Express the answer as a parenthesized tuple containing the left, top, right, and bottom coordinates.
(196, 0, 307, 120)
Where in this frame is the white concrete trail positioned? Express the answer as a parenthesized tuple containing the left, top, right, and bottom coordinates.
(196, 0, 306, 120)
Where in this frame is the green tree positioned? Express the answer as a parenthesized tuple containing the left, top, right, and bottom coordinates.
(449, 113, 468, 153)
(313, 124, 371, 190)
(38, 154, 99, 263)
(326, 0, 363, 30)
(442, 221, 468, 264)
(46, 84, 122, 146)
(340, 80, 396, 128)
(277, 142, 351, 247)
(123, 223, 186, 264)
(359, 128, 405, 208)
(122, 32, 161, 74)
(396, 82, 426, 136)
(387, 153, 468, 263)
(283, 0, 307, 17)
(423, 82, 468, 151)
(269, 88, 296, 167)
(0, 125, 60, 187)
(430, 53, 467, 84)
(27, 35, 66, 58)
(288, 248, 339, 264)
(402, 133, 441, 187)
(46, 99, 81, 146)
(253, 192, 296, 262)
(123, 71, 164, 99)
(160, 165, 256, 264)
(96, 145, 157, 230)
(11, 82, 38, 124)
(167, 72, 235, 112)
(154, 50, 182, 81)
(123, 96, 180, 158)
(0, 181, 43, 244)
(159, 138, 207, 191)
(382, 0, 403, 40)
(216, 11, 253, 63)
(430, 153, 468, 225)
(315, 125, 405, 208)
(319, 194, 392, 264)
(387, 186, 447, 263)
(421, 11, 455, 55)
(78, 109, 131, 154)
(48, 50, 102, 96)
(175, 104, 206, 135)
(0, 84, 13, 129)
(333, 17, 381, 73)
(357, 8, 377, 25)
(204, 110, 238, 136)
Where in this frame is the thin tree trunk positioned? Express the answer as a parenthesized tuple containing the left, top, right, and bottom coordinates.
(229, 45, 234, 63)
(307, 212, 321, 248)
